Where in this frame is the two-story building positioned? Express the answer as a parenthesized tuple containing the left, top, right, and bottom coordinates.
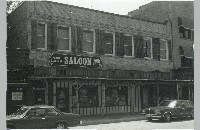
(128, 1, 194, 103)
(7, 1, 192, 115)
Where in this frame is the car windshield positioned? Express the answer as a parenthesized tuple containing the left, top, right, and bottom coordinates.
(11, 107, 29, 116)
(159, 101, 177, 107)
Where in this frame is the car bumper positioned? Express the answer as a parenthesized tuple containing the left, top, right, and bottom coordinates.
(146, 114, 162, 119)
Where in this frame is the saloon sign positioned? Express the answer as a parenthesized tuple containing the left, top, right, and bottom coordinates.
(49, 53, 103, 68)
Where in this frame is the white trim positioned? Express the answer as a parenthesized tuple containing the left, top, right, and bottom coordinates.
(37, 23, 47, 50)
(57, 26, 71, 52)
(160, 39, 168, 60)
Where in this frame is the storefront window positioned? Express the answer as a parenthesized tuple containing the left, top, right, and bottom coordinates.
(72, 86, 98, 107)
(105, 86, 128, 106)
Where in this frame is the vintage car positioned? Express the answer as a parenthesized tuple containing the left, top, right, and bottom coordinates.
(145, 100, 194, 122)
(6, 105, 81, 129)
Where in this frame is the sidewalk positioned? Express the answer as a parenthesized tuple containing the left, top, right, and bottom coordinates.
(80, 113, 146, 126)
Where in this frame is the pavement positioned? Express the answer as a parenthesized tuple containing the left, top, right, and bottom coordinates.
(80, 113, 146, 126)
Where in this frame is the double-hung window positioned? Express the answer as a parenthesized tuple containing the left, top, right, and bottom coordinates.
(82, 29, 95, 53)
(103, 32, 115, 55)
(124, 35, 133, 56)
(160, 40, 168, 60)
(37, 23, 47, 49)
(57, 26, 71, 52)
(143, 37, 152, 59)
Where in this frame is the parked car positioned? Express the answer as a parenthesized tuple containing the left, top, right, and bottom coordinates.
(6, 105, 81, 129)
(145, 100, 194, 122)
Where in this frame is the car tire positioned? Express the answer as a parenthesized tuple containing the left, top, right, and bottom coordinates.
(190, 111, 194, 119)
(147, 118, 152, 121)
(163, 113, 171, 122)
(55, 122, 67, 129)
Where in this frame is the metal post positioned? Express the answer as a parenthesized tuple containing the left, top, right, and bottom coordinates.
(177, 83, 179, 100)
(157, 84, 159, 106)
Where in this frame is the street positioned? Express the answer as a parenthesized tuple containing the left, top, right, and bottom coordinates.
(69, 118, 194, 130)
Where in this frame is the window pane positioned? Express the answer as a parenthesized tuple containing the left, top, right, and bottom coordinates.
(160, 50, 166, 59)
(83, 31, 93, 52)
(105, 43, 113, 54)
(37, 36, 45, 48)
(38, 24, 45, 36)
(104, 33, 113, 54)
(124, 46, 132, 56)
(124, 36, 132, 56)
(143, 39, 151, 58)
(58, 39, 69, 50)
(58, 26, 70, 50)
(160, 40, 166, 49)
(58, 27, 69, 38)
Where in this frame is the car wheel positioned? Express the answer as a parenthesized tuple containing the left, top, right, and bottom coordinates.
(190, 111, 194, 119)
(163, 113, 171, 122)
(147, 118, 152, 121)
(56, 122, 67, 129)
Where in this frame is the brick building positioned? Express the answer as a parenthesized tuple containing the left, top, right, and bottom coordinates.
(6, 1, 193, 115)
(128, 1, 194, 103)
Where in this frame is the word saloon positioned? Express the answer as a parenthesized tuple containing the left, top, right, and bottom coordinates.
(49, 53, 102, 68)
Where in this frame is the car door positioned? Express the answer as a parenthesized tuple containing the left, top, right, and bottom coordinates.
(173, 101, 185, 117)
(39, 108, 61, 129)
(21, 108, 47, 129)
(184, 101, 194, 116)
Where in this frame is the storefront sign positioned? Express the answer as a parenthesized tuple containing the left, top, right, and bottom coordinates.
(12, 92, 23, 100)
(49, 53, 102, 68)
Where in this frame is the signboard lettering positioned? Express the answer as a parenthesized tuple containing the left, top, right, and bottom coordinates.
(49, 53, 102, 68)
(12, 92, 23, 100)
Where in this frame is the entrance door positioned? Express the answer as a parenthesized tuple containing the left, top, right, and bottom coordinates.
(35, 90, 45, 105)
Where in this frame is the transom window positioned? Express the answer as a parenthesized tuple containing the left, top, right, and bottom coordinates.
(83, 30, 95, 53)
(57, 26, 71, 51)
(160, 40, 168, 60)
(103, 32, 115, 55)
(37, 23, 47, 49)
(124, 35, 133, 56)
(143, 38, 152, 58)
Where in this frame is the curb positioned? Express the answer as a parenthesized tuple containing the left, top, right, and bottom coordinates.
(80, 115, 146, 126)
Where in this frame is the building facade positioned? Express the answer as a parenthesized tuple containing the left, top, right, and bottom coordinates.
(128, 1, 194, 103)
(7, 1, 193, 115)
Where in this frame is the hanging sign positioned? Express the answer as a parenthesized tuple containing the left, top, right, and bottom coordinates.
(49, 53, 102, 68)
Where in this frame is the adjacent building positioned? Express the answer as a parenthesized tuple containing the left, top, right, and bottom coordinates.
(128, 1, 194, 103)
(6, 1, 193, 115)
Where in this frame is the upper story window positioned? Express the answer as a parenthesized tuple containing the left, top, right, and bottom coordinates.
(179, 26, 194, 41)
(82, 29, 95, 53)
(124, 35, 133, 56)
(103, 32, 115, 55)
(37, 23, 47, 49)
(160, 40, 168, 60)
(57, 26, 71, 51)
(143, 37, 152, 59)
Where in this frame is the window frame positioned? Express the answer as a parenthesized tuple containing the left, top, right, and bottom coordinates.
(57, 25, 71, 52)
(143, 37, 152, 59)
(104, 31, 115, 56)
(123, 34, 134, 57)
(37, 22, 47, 50)
(160, 39, 169, 60)
(82, 28, 96, 54)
